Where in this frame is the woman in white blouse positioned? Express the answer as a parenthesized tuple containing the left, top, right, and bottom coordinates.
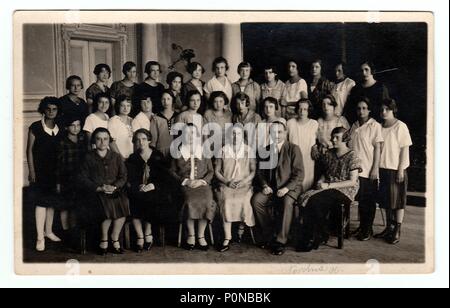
(375, 99, 412, 245)
(204, 57, 233, 103)
(108, 95, 134, 159)
(281, 60, 308, 120)
(131, 94, 163, 150)
(331, 62, 356, 117)
(83, 93, 112, 146)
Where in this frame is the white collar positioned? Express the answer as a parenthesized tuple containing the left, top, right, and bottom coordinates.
(41, 116, 59, 136)
(180, 144, 203, 161)
(355, 118, 377, 129)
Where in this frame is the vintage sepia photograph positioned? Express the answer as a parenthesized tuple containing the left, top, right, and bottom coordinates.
(13, 11, 434, 275)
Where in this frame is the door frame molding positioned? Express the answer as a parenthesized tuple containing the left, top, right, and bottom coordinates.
(55, 24, 129, 96)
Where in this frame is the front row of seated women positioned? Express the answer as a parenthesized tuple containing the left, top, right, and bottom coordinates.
(27, 96, 412, 256)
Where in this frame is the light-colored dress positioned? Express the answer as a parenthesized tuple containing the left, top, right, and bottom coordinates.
(215, 144, 256, 226)
(317, 116, 350, 148)
(108, 115, 134, 159)
(204, 76, 233, 102)
(287, 118, 319, 191)
(331, 77, 356, 117)
(282, 78, 308, 119)
(83, 113, 109, 133)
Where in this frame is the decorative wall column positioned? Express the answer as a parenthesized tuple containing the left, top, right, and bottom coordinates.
(141, 24, 159, 66)
(222, 24, 243, 82)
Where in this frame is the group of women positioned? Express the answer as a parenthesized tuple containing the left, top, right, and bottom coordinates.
(26, 56, 412, 256)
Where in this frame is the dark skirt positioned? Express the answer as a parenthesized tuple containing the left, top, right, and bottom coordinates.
(129, 190, 177, 224)
(180, 185, 216, 221)
(28, 183, 63, 210)
(378, 168, 408, 210)
(78, 191, 130, 226)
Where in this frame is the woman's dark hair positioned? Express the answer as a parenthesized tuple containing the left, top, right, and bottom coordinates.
(63, 114, 83, 128)
(65, 75, 84, 90)
(295, 98, 314, 115)
(322, 94, 338, 108)
(209, 91, 229, 108)
(187, 62, 205, 75)
(263, 96, 279, 111)
(331, 126, 351, 144)
(356, 96, 372, 111)
(361, 60, 376, 74)
(132, 128, 152, 144)
(311, 59, 324, 73)
(162, 89, 176, 102)
(114, 95, 131, 115)
(122, 61, 136, 75)
(93, 63, 112, 77)
(166, 71, 184, 86)
(263, 64, 279, 79)
(92, 93, 112, 114)
(212, 57, 229, 72)
(38, 96, 60, 114)
(144, 61, 162, 75)
(186, 90, 202, 103)
(381, 98, 398, 117)
(237, 62, 252, 74)
(336, 62, 348, 75)
(230, 92, 250, 115)
(91, 127, 112, 145)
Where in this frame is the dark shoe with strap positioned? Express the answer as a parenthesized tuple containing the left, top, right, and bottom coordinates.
(386, 223, 401, 244)
(135, 237, 144, 253)
(111, 240, 125, 254)
(98, 240, 108, 256)
(218, 239, 232, 253)
(374, 224, 393, 239)
(271, 242, 285, 256)
(197, 237, 209, 251)
(184, 235, 195, 251)
(144, 234, 153, 251)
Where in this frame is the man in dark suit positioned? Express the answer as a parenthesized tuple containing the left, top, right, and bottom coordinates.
(251, 119, 305, 256)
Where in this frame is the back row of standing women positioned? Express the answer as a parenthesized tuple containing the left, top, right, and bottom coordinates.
(27, 56, 411, 256)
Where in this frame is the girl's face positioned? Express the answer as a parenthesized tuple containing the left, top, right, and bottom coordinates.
(140, 98, 153, 113)
(189, 94, 201, 111)
(44, 104, 58, 120)
(288, 62, 299, 77)
(213, 96, 225, 112)
(161, 93, 174, 111)
(95, 132, 110, 151)
(237, 99, 248, 114)
(381, 105, 395, 121)
(67, 120, 81, 136)
(126, 66, 137, 82)
(119, 100, 131, 116)
(215, 62, 227, 77)
(149, 65, 160, 81)
(69, 79, 83, 96)
(335, 64, 345, 80)
(135, 132, 150, 150)
(97, 67, 110, 83)
(264, 102, 276, 118)
(322, 98, 335, 116)
(170, 77, 182, 92)
(264, 69, 276, 82)
(357, 101, 371, 120)
(192, 65, 203, 79)
(361, 64, 373, 82)
(239, 67, 251, 80)
(297, 102, 310, 119)
(311, 62, 322, 77)
(331, 132, 345, 148)
(97, 97, 110, 113)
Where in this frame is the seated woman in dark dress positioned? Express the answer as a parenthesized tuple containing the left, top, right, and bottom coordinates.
(169, 123, 216, 251)
(126, 128, 175, 252)
(78, 127, 130, 255)
(297, 127, 362, 252)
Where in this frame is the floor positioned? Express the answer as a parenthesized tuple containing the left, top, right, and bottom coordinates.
(22, 205, 426, 265)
